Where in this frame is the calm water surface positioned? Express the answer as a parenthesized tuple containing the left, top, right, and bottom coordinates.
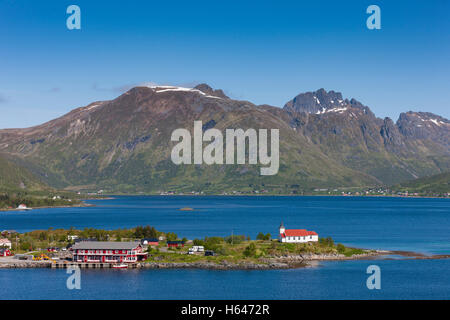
(1, 259, 449, 299)
(1, 196, 449, 299)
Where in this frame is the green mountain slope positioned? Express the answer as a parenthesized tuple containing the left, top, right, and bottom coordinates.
(0, 85, 448, 194)
(0, 154, 48, 191)
(395, 172, 450, 194)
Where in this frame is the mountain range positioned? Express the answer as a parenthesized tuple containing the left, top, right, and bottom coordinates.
(0, 84, 448, 194)
(395, 172, 450, 194)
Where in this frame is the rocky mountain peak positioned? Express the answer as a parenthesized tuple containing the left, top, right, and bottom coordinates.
(1, 84, 448, 192)
(397, 112, 449, 126)
(284, 88, 346, 114)
(396, 112, 450, 146)
(128, 83, 229, 100)
(283, 88, 376, 119)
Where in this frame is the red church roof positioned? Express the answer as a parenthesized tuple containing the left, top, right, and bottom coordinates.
(284, 229, 318, 237)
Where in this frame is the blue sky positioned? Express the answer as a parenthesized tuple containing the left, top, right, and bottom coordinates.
(0, 0, 449, 128)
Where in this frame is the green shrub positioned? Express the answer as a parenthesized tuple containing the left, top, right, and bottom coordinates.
(319, 237, 335, 247)
(214, 246, 228, 256)
(204, 236, 224, 250)
(166, 232, 178, 241)
(281, 243, 296, 252)
(256, 233, 271, 241)
(193, 239, 205, 246)
(326, 237, 334, 247)
(225, 235, 245, 244)
(243, 243, 257, 257)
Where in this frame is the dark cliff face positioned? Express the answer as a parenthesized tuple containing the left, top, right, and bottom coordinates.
(380, 117, 404, 149)
(284, 88, 346, 114)
(284, 89, 376, 120)
(397, 112, 450, 148)
(283, 89, 449, 153)
(284, 89, 385, 151)
(282, 89, 450, 184)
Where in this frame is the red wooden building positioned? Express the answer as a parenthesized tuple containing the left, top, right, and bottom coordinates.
(167, 241, 185, 248)
(71, 241, 147, 263)
(141, 238, 159, 246)
(0, 248, 12, 257)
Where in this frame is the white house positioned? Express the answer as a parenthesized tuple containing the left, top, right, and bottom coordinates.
(0, 238, 12, 249)
(279, 222, 318, 243)
(17, 204, 28, 210)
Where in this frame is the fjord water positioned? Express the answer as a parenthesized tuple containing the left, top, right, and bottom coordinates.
(2, 196, 449, 254)
(1, 196, 449, 299)
(2, 259, 450, 299)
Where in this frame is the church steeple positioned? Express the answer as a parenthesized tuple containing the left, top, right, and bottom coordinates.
(279, 221, 285, 235)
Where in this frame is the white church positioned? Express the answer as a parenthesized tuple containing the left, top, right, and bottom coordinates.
(278, 222, 319, 243)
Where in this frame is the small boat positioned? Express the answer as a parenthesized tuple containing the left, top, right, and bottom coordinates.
(112, 263, 128, 269)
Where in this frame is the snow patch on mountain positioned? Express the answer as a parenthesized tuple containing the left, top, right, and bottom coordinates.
(429, 119, 446, 126)
(316, 107, 348, 115)
(85, 104, 100, 111)
(147, 86, 223, 99)
(83, 102, 106, 111)
(417, 115, 448, 127)
(313, 96, 320, 104)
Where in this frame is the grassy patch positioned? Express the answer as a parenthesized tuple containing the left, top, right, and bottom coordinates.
(145, 237, 367, 264)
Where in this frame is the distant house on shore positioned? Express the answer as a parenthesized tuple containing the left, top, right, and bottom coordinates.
(17, 204, 28, 210)
(167, 240, 184, 248)
(0, 238, 12, 249)
(279, 222, 318, 243)
(67, 235, 79, 241)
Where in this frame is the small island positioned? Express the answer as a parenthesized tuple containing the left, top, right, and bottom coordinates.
(179, 207, 194, 211)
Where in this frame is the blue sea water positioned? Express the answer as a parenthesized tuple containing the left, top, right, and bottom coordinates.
(0, 196, 449, 299)
(1, 259, 449, 300)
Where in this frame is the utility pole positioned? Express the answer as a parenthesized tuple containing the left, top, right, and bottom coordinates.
(231, 229, 233, 246)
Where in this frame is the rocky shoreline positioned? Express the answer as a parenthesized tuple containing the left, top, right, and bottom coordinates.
(3, 250, 448, 270)
(140, 261, 294, 270)
(0, 202, 94, 212)
(0, 260, 51, 268)
(0, 260, 292, 270)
